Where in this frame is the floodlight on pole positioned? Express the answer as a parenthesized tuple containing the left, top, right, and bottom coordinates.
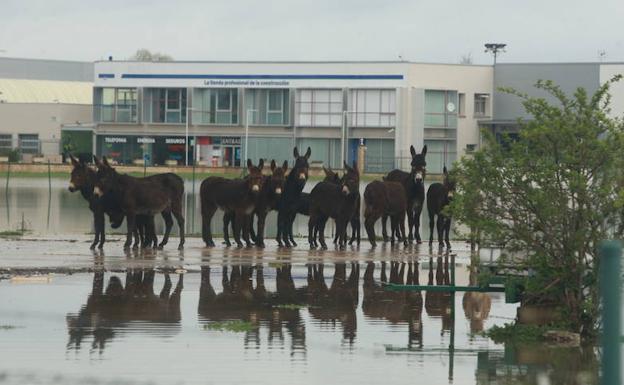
(484, 43, 506, 65)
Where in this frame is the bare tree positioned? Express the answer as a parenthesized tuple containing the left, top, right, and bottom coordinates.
(129, 49, 173, 61)
(459, 53, 473, 65)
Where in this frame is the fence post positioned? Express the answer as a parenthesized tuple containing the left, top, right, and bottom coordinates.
(600, 240, 621, 385)
(5, 160, 10, 192)
(47, 159, 51, 194)
(191, 160, 196, 234)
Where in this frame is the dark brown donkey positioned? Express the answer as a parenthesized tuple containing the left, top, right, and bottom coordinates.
(94, 157, 185, 250)
(276, 147, 311, 247)
(363, 180, 407, 247)
(426, 166, 456, 248)
(200, 159, 265, 248)
(308, 162, 360, 250)
(322, 167, 361, 246)
(223, 159, 287, 248)
(383, 145, 427, 243)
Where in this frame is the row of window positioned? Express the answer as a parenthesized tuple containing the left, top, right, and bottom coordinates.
(424, 90, 491, 129)
(94, 88, 397, 127)
(0, 134, 40, 154)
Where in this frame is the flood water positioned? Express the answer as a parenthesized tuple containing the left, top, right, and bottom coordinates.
(0, 261, 599, 385)
(0, 177, 440, 240)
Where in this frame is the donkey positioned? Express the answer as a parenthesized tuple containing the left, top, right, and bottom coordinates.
(201, 159, 265, 248)
(322, 167, 360, 246)
(308, 162, 360, 250)
(276, 147, 311, 247)
(223, 159, 287, 248)
(94, 157, 185, 250)
(363, 180, 407, 247)
(426, 166, 456, 249)
(383, 145, 427, 243)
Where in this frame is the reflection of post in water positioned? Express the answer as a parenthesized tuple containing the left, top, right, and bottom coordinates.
(363, 261, 423, 349)
(462, 261, 492, 333)
(66, 269, 184, 353)
(425, 257, 453, 333)
(306, 263, 359, 346)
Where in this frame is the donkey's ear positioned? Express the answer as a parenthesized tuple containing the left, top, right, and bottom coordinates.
(69, 154, 80, 167)
(293, 147, 300, 158)
(282, 160, 288, 171)
(322, 166, 329, 175)
(304, 147, 311, 159)
(270, 159, 276, 171)
(343, 161, 351, 171)
(102, 156, 111, 168)
(247, 159, 253, 169)
(410, 145, 416, 157)
(443, 166, 448, 175)
(352, 161, 358, 174)
(258, 158, 264, 170)
(93, 155, 103, 168)
(421, 145, 427, 156)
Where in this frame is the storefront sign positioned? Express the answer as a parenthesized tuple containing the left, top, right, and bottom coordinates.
(166, 138, 186, 144)
(104, 137, 127, 143)
(221, 136, 241, 145)
(137, 137, 155, 144)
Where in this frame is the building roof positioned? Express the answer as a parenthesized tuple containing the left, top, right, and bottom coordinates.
(0, 78, 92, 104)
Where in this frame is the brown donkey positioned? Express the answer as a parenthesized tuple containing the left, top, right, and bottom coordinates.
(200, 159, 265, 248)
(363, 180, 407, 247)
(308, 162, 360, 250)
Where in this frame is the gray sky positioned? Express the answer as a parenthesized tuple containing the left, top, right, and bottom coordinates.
(1, 0, 623, 64)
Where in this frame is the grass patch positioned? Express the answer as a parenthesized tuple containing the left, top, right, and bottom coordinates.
(482, 323, 549, 344)
(0, 325, 19, 330)
(203, 320, 257, 332)
(0, 230, 25, 237)
(273, 304, 307, 310)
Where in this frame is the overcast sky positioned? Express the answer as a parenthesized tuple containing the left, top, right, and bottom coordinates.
(1, 0, 623, 64)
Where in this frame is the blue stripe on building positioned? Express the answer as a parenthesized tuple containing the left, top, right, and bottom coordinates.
(98, 73, 115, 78)
(120, 74, 404, 80)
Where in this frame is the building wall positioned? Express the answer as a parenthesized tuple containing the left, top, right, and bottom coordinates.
(493, 63, 600, 121)
(0, 57, 93, 82)
(0, 103, 92, 155)
(600, 64, 624, 119)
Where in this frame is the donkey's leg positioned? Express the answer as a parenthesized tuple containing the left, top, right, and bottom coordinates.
(308, 212, 317, 249)
(444, 216, 452, 249)
(398, 213, 408, 246)
(233, 212, 245, 248)
(256, 211, 267, 248)
(159, 211, 174, 249)
(222, 212, 232, 247)
(406, 206, 414, 242)
(172, 207, 186, 250)
(201, 204, 217, 247)
(276, 211, 284, 247)
(336, 219, 347, 250)
(381, 214, 389, 242)
(249, 213, 259, 244)
(93, 210, 105, 250)
(318, 217, 329, 250)
(124, 213, 136, 250)
(436, 215, 445, 247)
(390, 217, 397, 247)
(428, 212, 435, 245)
(288, 212, 297, 247)
(282, 211, 292, 248)
(364, 212, 378, 248)
(413, 203, 424, 244)
(242, 215, 253, 248)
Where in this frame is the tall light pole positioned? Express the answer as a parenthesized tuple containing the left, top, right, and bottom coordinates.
(484, 43, 506, 64)
(185, 106, 198, 166)
(244, 109, 258, 165)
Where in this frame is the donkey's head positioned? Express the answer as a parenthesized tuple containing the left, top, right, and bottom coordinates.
(107, 208, 125, 229)
(269, 159, 288, 196)
(93, 156, 117, 198)
(340, 161, 360, 196)
(68, 154, 93, 192)
(291, 146, 311, 185)
(410, 145, 427, 184)
(246, 159, 265, 194)
(443, 166, 456, 200)
(322, 166, 341, 184)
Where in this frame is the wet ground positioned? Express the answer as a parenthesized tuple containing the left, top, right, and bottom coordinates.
(0, 177, 604, 384)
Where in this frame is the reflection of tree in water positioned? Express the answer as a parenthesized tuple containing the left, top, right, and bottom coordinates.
(363, 261, 423, 349)
(462, 262, 492, 333)
(66, 269, 183, 353)
(306, 263, 359, 346)
(425, 257, 453, 334)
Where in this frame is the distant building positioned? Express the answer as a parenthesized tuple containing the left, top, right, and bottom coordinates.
(0, 57, 93, 162)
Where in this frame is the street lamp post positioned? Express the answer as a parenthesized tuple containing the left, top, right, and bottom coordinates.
(484, 43, 507, 65)
(244, 109, 258, 165)
(185, 107, 198, 166)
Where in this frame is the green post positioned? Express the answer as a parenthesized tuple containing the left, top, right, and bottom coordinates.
(600, 240, 621, 385)
(47, 160, 51, 194)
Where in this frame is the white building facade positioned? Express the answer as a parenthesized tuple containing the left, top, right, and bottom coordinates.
(93, 61, 493, 173)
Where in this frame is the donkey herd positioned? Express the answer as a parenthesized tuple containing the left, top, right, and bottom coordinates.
(67, 145, 455, 251)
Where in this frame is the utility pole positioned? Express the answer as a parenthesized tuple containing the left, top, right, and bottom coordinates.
(484, 43, 507, 65)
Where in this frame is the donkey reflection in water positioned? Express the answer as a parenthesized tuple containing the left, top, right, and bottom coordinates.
(201, 159, 265, 248)
(427, 166, 456, 249)
(93, 157, 185, 250)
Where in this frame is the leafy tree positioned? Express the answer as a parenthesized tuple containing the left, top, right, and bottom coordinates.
(450, 76, 624, 339)
(129, 49, 173, 61)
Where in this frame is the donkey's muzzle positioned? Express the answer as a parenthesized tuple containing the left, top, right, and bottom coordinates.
(275, 187, 282, 195)
(299, 173, 306, 180)
(68, 182, 76, 192)
(342, 185, 350, 195)
(94, 186, 103, 197)
(251, 185, 260, 193)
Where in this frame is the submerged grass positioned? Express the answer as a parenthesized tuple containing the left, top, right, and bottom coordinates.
(0, 325, 20, 330)
(203, 320, 257, 332)
(0, 230, 25, 237)
(483, 323, 549, 344)
(273, 304, 307, 310)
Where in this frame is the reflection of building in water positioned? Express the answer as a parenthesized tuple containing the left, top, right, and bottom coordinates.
(425, 257, 453, 334)
(306, 263, 359, 346)
(363, 261, 423, 349)
(66, 269, 183, 353)
(462, 263, 492, 333)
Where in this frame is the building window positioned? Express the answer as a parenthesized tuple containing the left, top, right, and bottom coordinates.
(349, 89, 395, 127)
(0, 134, 12, 152)
(95, 88, 138, 123)
(474, 93, 490, 117)
(425, 90, 458, 128)
(297, 89, 343, 127)
(18, 134, 39, 154)
(245, 89, 290, 125)
(192, 89, 239, 125)
(458, 93, 466, 117)
(145, 88, 187, 124)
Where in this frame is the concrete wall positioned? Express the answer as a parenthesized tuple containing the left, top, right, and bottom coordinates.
(494, 63, 600, 120)
(600, 64, 624, 119)
(0, 57, 93, 82)
(0, 103, 93, 155)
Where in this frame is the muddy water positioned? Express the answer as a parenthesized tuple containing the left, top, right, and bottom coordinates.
(0, 177, 439, 241)
(0, 260, 597, 385)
